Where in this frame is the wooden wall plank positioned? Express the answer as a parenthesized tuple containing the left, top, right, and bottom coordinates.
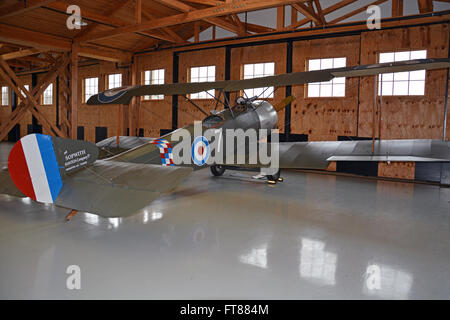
(291, 35, 360, 141)
(230, 43, 287, 132)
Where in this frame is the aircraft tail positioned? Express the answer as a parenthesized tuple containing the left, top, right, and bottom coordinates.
(7, 134, 192, 217)
(8, 134, 98, 204)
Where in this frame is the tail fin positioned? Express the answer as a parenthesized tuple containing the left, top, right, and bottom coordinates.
(8, 134, 98, 204)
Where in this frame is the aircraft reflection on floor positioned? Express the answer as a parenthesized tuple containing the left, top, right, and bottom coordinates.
(0, 151, 449, 298)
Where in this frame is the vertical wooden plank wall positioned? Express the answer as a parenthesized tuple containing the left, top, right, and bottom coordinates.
(230, 43, 287, 132)
(177, 48, 226, 128)
(291, 35, 360, 141)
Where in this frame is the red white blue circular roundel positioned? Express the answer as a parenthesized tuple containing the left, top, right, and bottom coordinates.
(191, 136, 210, 166)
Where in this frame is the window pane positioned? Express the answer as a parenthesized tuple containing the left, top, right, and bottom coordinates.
(409, 81, 425, 95)
(308, 84, 320, 97)
(394, 51, 410, 61)
(190, 66, 215, 99)
(333, 84, 346, 97)
(379, 52, 394, 63)
(265, 62, 275, 75)
(394, 72, 409, 81)
(393, 81, 408, 95)
(43, 84, 53, 105)
(320, 84, 332, 97)
(254, 63, 264, 76)
(410, 70, 425, 81)
(410, 50, 427, 60)
(380, 81, 393, 96)
(321, 58, 333, 70)
(333, 58, 346, 68)
(309, 59, 321, 71)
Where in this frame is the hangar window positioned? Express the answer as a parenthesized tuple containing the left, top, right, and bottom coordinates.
(19, 84, 30, 104)
(378, 50, 427, 96)
(144, 69, 164, 100)
(1, 86, 9, 106)
(84, 77, 98, 103)
(108, 73, 122, 90)
(307, 58, 346, 98)
(42, 83, 53, 105)
(243, 62, 275, 99)
(189, 66, 215, 99)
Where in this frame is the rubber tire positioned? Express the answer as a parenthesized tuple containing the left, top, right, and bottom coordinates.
(267, 169, 281, 182)
(210, 165, 226, 176)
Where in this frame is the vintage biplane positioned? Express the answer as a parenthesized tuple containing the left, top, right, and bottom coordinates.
(1, 58, 450, 218)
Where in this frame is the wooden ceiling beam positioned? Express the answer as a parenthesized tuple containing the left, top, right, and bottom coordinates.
(0, 24, 132, 62)
(183, 0, 225, 5)
(0, 48, 45, 61)
(313, 0, 326, 24)
(328, 0, 389, 25)
(76, 0, 307, 42)
(46, 1, 177, 43)
(0, 0, 57, 19)
(292, 2, 321, 25)
(392, 0, 404, 17)
(75, 0, 133, 39)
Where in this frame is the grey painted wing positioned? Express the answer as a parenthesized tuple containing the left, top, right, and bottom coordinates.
(0, 167, 26, 198)
(86, 58, 450, 105)
(55, 160, 192, 218)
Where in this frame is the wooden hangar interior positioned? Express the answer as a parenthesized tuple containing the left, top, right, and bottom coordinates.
(1, 0, 450, 301)
(0, 0, 449, 183)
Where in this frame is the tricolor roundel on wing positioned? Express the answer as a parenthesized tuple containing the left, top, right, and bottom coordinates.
(8, 134, 63, 204)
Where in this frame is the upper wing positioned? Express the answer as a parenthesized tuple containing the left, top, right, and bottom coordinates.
(87, 58, 450, 105)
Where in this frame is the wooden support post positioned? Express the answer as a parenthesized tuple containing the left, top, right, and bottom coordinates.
(129, 61, 138, 136)
(291, 5, 298, 25)
(70, 43, 79, 139)
(194, 21, 200, 43)
(135, 0, 142, 24)
(277, 6, 285, 30)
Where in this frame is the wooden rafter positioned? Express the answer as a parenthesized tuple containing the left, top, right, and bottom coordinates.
(0, 54, 69, 140)
(45, 1, 178, 43)
(75, 0, 133, 39)
(313, 0, 326, 25)
(292, 2, 321, 26)
(153, 0, 244, 35)
(0, 48, 45, 61)
(0, 24, 132, 62)
(76, 0, 307, 43)
(0, 0, 57, 19)
(328, 0, 389, 25)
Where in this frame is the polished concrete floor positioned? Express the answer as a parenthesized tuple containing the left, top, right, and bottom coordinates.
(1, 142, 450, 299)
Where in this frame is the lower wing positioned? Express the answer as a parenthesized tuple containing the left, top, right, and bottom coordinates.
(4, 134, 191, 218)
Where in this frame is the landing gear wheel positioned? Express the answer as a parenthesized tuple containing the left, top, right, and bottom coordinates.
(267, 169, 281, 184)
(210, 165, 226, 177)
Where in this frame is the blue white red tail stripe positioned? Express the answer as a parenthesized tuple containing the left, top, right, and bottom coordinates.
(8, 134, 63, 204)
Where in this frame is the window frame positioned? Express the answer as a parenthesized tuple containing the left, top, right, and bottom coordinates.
(143, 69, 165, 101)
(306, 57, 347, 99)
(242, 62, 276, 99)
(377, 50, 427, 97)
(1, 86, 9, 106)
(189, 65, 216, 100)
(42, 83, 54, 105)
(107, 73, 123, 90)
(84, 77, 99, 103)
